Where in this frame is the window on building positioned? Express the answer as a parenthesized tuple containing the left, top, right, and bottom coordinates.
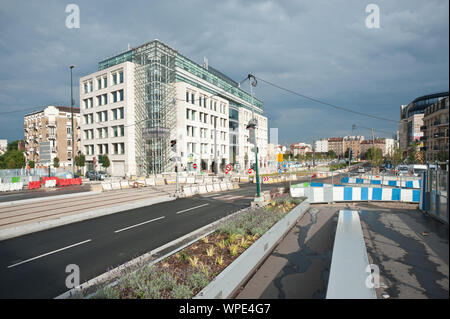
(89, 98, 93, 108)
(191, 93, 195, 104)
(112, 109, 117, 120)
(112, 91, 117, 103)
(112, 73, 117, 85)
(89, 81, 93, 92)
(113, 126, 118, 137)
(186, 91, 189, 102)
(199, 95, 202, 107)
(97, 96, 102, 106)
(103, 76, 107, 88)
(97, 78, 102, 90)
(120, 143, 125, 154)
(103, 94, 108, 105)
(119, 90, 124, 101)
(84, 82, 88, 93)
(119, 107, 124, 119)
(119, 71, 124, 83)
(186, 109, 190, 120)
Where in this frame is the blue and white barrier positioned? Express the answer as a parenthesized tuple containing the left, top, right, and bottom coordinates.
(340, 177, 421, 189)
(291, 184, 420, 203)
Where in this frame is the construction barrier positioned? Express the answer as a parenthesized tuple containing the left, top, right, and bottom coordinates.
(0, 182, 24, 192)
(341, 177, 421, 189)
(27, 181, 41, 190)
(290, 185, 420, 203)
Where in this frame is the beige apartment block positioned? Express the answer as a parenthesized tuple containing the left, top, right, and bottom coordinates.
(24, 106, 80, 168)
(422, 97, 449, 161)
(360, 139, 386, 157)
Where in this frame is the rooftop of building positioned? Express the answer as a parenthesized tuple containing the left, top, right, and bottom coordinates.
(24, 105, 80, 117)
(97, 39, 263, 109)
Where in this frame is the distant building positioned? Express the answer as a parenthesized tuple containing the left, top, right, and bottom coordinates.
(290, 143, 312, 157)
(24, 105, 81, 168)
(314, 139, 328, 153)
(399, 92, 448, 154)
(421, 97, 449, 161)
(327, 137, 344, 156)
(360, 139, 386, 157)
(343, 136, 365, 159)
(384, 138, 395, 157)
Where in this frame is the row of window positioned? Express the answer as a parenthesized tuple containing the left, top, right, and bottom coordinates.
(186, 109, 227, 127)
(83, 71, 124, 93)
(186, 142, 227, 155)
(83, 125, 125, 140)
(83, 90, 124, 109)
(84, 143, 125, 155)
(186, 126, 227, 141)
(83, 107, 125, 124)
(185, 90, 228, 115)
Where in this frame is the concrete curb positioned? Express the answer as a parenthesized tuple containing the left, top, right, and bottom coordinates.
(56, 208, 250, 299)
(0, 195, 175, 241)
(0, 190, 102, 208)
(194, 200, 310, 299)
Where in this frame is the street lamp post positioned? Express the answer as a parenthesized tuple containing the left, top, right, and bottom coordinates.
(70, 65, 75, 177)
(248, 74, 260, 198)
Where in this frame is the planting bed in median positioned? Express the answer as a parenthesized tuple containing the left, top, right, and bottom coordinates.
(89, 198, 304, 299)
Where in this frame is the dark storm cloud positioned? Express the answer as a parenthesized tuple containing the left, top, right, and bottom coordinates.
(0, 0, 448, 144)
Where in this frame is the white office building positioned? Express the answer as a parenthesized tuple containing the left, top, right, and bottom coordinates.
(315, 139, 328, 153)
(80, 40, 268, 177)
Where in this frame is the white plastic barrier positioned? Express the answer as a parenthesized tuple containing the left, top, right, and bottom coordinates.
(198, 185, 208, 194)
(145, 178, 156, 186)
(44, 180, 57, 188)
(206, 184, 214, 193)
(102, 183, 112, 191)
(220, 183, 228, 191)
(186, 177, 195, 184)
(213, 183, 221, 192)
(191, 186, 199, 195)
(226, 182, 233, 190)
(111, 182, 121, 190)
(120, 181, 130, 189)
(178, 177, 186, 184)
(184, 187, 193, 197)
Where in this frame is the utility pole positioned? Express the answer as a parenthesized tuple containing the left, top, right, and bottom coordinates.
(371, 127, 375, 174)
(248, 74, 260, 198)
(214, 116, 218, 174)
(70, 65, 75, 177)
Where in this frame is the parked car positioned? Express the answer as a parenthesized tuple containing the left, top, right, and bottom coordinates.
(357, 167, 365, 173)
(85, 171, 107, 181)
(396, 165, 409, 176)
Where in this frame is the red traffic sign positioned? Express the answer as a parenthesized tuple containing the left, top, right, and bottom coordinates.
(226, 164, 232, 172)
(248, 168, 253, 174)
(193, 163, 197, 169)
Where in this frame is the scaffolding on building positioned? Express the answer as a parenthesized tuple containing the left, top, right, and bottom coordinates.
(133, 41, 177, 175)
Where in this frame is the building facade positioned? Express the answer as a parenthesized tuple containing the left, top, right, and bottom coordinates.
(0, 139, 7, 155)
(327, 137, 344, 156)
(421, 97, 449, 162)
(343, 136, 364, 159)
(399, 92, 448, 153)
(24, 106, 80, 167)
(360, 139, 386, 157)
(314, 139, 328, 153)
(80, 40, 268, 177)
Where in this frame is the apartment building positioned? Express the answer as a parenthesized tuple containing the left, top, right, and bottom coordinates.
(360, 139, 386, 157)
(327, 137, 344, 156)
(0, 139, 7, 155)
(290, 143, 312, 157)
(343, 136, 364, 159)
(24, 106, 80, 167)
(80, 40, 268, 177)
(314, 139, 328, 153)
(421, 97, 449, 161)
(399, 92, 448, 153)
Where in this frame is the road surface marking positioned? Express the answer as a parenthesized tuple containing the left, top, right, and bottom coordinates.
(114, 216, 166, 233)
(176, 203, 209, 214)
(7, 239, 92, 269)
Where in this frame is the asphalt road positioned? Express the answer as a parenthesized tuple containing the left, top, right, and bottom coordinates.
(0, 172, 351, 299)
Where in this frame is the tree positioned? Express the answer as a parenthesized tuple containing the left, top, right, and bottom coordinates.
(53, 157, 60, 168)
(366, 147, 383, 167)
(75, 154, 86, 167)
(328, 150, 336, 159)
(101, 154, 110, 170)
(29, 160, 35, 169)
(344, 148, 351, 159)
(390, 146, 405, 167)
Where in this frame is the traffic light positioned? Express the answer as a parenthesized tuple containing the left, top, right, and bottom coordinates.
(246, 121, 256, 145)
(170, 140, 177, 152)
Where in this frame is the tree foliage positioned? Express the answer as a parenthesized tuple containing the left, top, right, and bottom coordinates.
(53, 157, 60, 168)
(101, 154, 110, 169)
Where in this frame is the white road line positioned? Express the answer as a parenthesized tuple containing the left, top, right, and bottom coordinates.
(7, 239, 92, 269)
(176, 203, 209, 215)
(114, 216, 165, 233)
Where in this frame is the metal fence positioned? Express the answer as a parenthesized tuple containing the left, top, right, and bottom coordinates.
(0, 168, 74, 185)
(421, 161, 449, 224)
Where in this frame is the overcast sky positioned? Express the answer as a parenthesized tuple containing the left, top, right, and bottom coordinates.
(0, 0, 448, 146)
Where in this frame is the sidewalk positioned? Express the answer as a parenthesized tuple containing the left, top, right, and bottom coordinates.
(235, 202, 449, 299)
